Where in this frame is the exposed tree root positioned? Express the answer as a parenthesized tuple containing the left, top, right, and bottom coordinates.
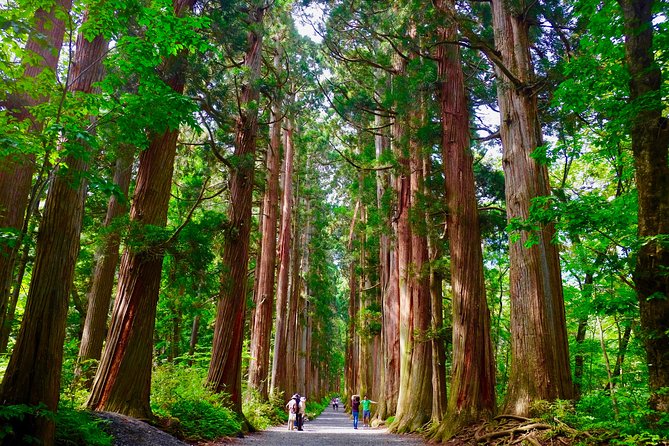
(440, 416, 592, 445)
(475, 422, 550, 443)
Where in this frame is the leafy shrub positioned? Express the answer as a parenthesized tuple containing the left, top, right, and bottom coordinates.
(151, 363, 241, 441)
(243, 389, 286, 430)
(166, 398, 240, 440)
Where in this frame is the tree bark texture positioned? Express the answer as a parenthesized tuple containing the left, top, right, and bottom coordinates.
(432, 1, 496, 437)
(285, 191, 303, 394)
(618, 0, 669, 414)
(271, 112, 295, 398)
(87, 0, 196, 418)
(391, 55, 416, 431)
(248, 50, 282, 398)
(0, 0, 72, 356)
(424, 155, 447, 424)
(0, 10, 106, 444)
(77, 147, 133, 384)
(400, 96, 433, 432)
(207, 5, 265, 414)
(491, 0, 574, 416)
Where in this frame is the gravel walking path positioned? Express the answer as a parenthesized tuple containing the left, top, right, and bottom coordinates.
(231, 407, 428, 446)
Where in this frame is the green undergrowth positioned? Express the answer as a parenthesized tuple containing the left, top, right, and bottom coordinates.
(0, 403, 112, 446)
(533, 394, 669, 445)
(243, 390, 287, 430)
(151, 363, 242, 441)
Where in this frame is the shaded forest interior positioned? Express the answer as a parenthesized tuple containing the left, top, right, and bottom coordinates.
(0, 0, 668, 445)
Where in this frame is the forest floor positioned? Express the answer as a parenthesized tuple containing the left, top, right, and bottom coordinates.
(212, 406, 429, 446)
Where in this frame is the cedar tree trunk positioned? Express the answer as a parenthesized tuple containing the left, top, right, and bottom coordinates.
(0, 0, 72, 349)
(432, 1, 496, 439)
(0, 11, 105, 444)
(618, 0, 669, 413)
(87, 0, 197, 418)
(491, 0, 574, 415)
(207, 4, 265, 415)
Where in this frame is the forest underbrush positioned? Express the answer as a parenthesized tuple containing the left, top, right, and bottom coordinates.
(443, 398, 669, 446)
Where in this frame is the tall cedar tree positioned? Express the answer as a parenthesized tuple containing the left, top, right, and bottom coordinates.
(490, 0, 574, 415)
(207, 3, 265, 414)
(87, 0, 197, 418)
(431, 0, 496, 438)
(376, 112, 400, 420)
(77, 147, 133, 385)
(0, 9, 106, 444)
(271, 104, 295, 398)
(248, 44, 282, 399)
(0, 0, 72, 354)
(618, 0, 669, 414)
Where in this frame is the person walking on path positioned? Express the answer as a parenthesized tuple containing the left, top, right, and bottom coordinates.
(351, 394, 361, 429)
(361, 395, 377, 427)
(297, 396, 306, 431)
(285, 395, 297, 430)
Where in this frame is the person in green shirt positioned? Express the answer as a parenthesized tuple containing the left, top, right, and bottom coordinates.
(361, 395, 377, 427)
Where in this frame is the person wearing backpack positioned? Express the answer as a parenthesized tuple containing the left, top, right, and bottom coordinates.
(286, 395, 298, 430)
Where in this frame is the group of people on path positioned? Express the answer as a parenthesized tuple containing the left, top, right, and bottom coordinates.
(285, 393, 306, 431)
(350, 394, 376, 429)
(287, 393, 377, 431)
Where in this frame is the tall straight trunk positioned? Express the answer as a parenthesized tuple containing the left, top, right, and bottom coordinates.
(574, 317, 588, 398)
(0, 11, 106, 444)
(396, 94, 433, 432)
(87, 0, 196, 418)
(382, 241, 400, 418)
(77, 147, 133, 384)
(0, 158, 49, 354)
(248, 47, 282, 399)
(424, 156, 447, 423)
(285, 191, 302, 394)
(305, 299, 313, 397)
(207, 4, 265, 415)
(0, 0, 72, 352)
(432, 1, 496, 438)
(188, 314, 200, 365)
(345, 258, 359, 403)
(391, 52, 414, 428)
(271, 112, 295, 398)
(375, 111, 397, 419)
(618, 0, 669, 414)
(491, 0, 574, 415)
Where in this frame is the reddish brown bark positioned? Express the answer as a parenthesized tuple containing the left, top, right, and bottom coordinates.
(391, 53, 415, 429)
(431, 1, 496, 437)
(0, 9, 106, 444)
(248, 47, 282, 399)
(0, 0, 72, 355)
(285, 190, 302, 394)
(491, 0, 574, 416)
(77, 148, 133, 384)
(207, 5, 265, 414)
(401, 99, 433, 432)
(271, 114, 295, 398)
(87, 0, 197, 418)
(618, 0, 669, 414)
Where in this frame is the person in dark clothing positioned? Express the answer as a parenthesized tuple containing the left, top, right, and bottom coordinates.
(293, 393, 303, 431)
(351, 394, 361, 429)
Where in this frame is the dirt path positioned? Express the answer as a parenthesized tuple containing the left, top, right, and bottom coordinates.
(231, 407, 428, 445)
